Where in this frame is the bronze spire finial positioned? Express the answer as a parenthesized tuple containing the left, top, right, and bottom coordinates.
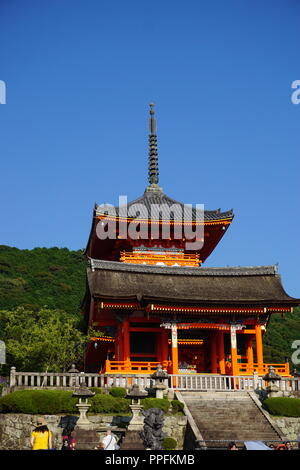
(147, 102, 160, 189)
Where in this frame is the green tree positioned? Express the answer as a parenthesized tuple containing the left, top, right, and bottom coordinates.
(0, 306, 92, 372)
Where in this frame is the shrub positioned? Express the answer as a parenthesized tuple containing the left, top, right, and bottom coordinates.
(0, 389, 131, 414)
(263, 397, 300, 417)
(90, 394, 130, 414)
(0, 390, 77, 414)
(109, 387, 127, 398)
(142, 398, 170, 413)
(163, 437, 177, 450)
(171, 400, 184, 413)
(90, 387, 104, 395)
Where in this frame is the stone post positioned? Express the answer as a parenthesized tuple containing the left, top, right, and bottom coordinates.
(253, 371, 259, 389)
(10, 367, 16, 388)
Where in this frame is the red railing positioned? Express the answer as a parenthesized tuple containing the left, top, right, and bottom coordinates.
(104, 360, 171, 374)
(237, 362, 290, 377)
(103, 360, 290, 376)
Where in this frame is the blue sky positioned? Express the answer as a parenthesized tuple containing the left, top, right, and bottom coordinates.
(0, 0, 299, 297)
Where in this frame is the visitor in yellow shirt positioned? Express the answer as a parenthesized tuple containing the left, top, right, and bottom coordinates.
(30, 417, 53, 450)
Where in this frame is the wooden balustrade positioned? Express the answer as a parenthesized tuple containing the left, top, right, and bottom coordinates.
(120, 251, 200, 267)
(237, 362, 290, 377)
(104, 360, 169, 374)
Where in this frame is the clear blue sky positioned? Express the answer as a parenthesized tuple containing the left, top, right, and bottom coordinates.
(0, 0, 299, 297)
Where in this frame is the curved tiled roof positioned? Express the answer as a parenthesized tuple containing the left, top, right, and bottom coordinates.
(95, 188, 233, 222)
(87, 259, 299, 306)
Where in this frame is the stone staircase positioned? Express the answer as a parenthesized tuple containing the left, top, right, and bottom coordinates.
(180, 391, 283, 449)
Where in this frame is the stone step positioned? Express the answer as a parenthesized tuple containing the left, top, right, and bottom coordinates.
(181, 392, 280, 445)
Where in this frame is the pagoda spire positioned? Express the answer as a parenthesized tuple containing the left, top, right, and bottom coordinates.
(146, 103, 162, 192)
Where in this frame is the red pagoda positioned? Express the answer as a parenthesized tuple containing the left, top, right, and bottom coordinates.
(82, 104, 299, 377)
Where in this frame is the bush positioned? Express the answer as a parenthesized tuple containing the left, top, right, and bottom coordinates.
(0, 390, 77, 414)
(90, 394, 130, 413)
(163, 437, 177, 450)
(171, 400, 184, 413)
(90, 387, 104, 395)
(141, 398, 170, 413)
(109, 387, 127, 398)
(0, 389, 131, 414)
(263, 397, 300, 417)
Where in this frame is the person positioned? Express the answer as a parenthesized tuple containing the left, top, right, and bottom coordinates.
(227, 441, 238, 450)
(30, 417, 53, 450)
(61, 427, 76, 450)
(284, 441, 292, 450)
(275, 443, 287, 450)
(101, 429, 118, 450)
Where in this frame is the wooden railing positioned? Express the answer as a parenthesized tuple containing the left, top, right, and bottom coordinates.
(237, 362, 290, 377)
(104, 360, 171, 374)
(120, 251, 200, 267)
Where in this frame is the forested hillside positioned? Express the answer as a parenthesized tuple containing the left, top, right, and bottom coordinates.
(0, 245, 86, 315)
(0, 245, 299, 368)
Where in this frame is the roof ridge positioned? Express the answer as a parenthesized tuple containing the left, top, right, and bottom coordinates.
(89, 259, 278, 276)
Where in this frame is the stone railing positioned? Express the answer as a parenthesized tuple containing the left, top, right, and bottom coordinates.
(9, 367, 153, 390)
(8, 367, 300, 393)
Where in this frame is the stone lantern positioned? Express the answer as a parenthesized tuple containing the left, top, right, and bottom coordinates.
(151, 364, 169, 399)
(126, 384, 148, 431)
(72, 377, 99, 450)
(72, 378, 95, 426)
(263, 366, 282, 398)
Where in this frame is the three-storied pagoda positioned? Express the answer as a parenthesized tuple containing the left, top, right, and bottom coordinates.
(82, 104, 299, 377)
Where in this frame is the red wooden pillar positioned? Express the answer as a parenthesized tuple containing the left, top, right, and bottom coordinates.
(218, 330, 226, 374)
(123, 319, 130, 361)
(246, 335, 254, 374)
(210, 332, 218, 374)
(255, 324, 264, 374)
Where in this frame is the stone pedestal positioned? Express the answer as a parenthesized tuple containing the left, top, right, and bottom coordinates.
(120, 431, 145, 450)
(76, 401, 92, 426)
(154, 384, 167, 399)
(73, 426, 99, 450)
(128, 404, 145, 431)
(266, 382, 283, 398)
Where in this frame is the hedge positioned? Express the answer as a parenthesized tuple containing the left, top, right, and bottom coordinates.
(90, 394, 130, 413)
(0, 390, 77, 414)
(0, 390, 130, 414)
(263, 397, 300, 417)
(109, 387, 127, 398)
(141, 398, 170, 412)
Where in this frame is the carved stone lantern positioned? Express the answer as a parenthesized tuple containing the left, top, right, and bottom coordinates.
(126, 384, 148, 431)
(150, 364, 169, 399)
(263, 366, 282, 398)
(72, 378, 95, 426)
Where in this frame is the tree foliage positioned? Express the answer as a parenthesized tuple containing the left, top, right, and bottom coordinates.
(0, 245, 85, 314)
(0, 306, 89, 372)
(263, 307, 300, 371)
